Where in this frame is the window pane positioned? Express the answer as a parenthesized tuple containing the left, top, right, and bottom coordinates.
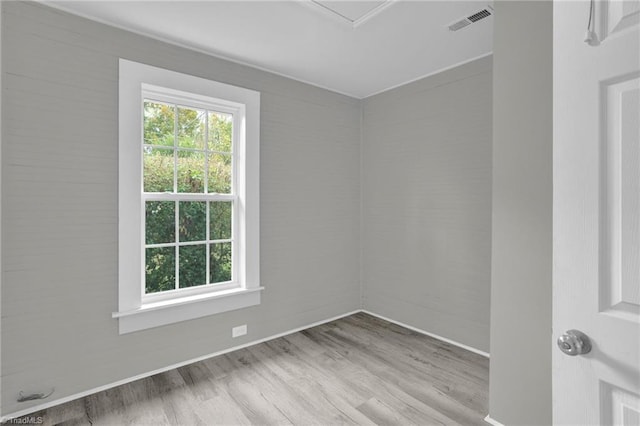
(178, 107, 206, 150)
(178, 201, 206, 242)
(207, 153, 232, 194)
(179, 245, 206, 288)
(144, 101, 174, 147)
(144, 147, 174, 193)
(208, 112, 233, 152)
(177, 151, 205, 193)
(145, 247, 175, 294)
(210, 202, 232, 240)
(210, 242, 232, 283)
(145, 201, 175, 244)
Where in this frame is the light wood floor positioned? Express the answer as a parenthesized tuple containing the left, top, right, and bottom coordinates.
(17, 313, 489, 425)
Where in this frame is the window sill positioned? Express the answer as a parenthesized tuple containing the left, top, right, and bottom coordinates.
(112, 286, 263, 334)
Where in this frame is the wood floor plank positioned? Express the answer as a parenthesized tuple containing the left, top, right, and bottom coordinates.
(7, 313, 489, 426)
(27, 398, 87, 426)
(330, 316, 488, 417)
(192, 392, 253, 426)
(176, 362, 220, 402)
(298, 328, 467, 425)
(219, 353, 296, 425)
(357, 396, 447, 426)
(246, 340, 375, 425)
(305, 317, 487, 424)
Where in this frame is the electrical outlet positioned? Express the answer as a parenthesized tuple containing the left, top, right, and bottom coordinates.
(232, 324, 247, 338)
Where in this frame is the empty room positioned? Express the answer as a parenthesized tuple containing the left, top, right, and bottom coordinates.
(1, 0, 638, 425)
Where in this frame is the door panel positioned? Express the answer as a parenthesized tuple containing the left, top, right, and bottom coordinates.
(554, 0, 640, 424)
(601, 382, 640, 425)
(601, 73, 640, 321)
(600, 0, 640, 37)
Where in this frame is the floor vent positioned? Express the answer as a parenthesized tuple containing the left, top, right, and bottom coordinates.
(448, 6, 493, 31)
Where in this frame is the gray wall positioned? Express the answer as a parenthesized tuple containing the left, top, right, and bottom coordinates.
(489, 1, 553, 424)
(362, 57, 493, 353)
(1, 2, 361, 416)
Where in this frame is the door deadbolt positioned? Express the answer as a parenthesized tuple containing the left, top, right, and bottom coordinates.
(557, 330, 592, 356)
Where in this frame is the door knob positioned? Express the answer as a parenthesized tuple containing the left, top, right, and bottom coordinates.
(557, 330, 592, 356)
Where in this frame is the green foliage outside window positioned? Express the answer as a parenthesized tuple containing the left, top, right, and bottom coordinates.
(143, 101, 233, 294)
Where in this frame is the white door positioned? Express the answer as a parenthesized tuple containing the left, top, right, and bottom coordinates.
(554, 0, 640, 424)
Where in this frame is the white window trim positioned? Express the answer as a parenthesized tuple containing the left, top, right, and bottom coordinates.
(115, 59, 261, 334)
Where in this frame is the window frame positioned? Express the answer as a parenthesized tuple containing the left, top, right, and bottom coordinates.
(115, 59, 261, 334)
(141, 90, 239, 303)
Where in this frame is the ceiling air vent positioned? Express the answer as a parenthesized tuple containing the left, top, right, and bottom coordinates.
(448, 6, 493, 31)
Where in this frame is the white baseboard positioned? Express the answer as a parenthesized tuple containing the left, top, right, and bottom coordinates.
(3, 308, 491, 421)
(361, 309, 490, 358)
(484, 414, 505, 426)
(1, 309, 360, 422)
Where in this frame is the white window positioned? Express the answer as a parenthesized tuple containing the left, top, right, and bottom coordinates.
(115, 59, 261, 334)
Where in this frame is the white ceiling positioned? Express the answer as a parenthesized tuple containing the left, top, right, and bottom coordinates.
(47, 1, 493, 99)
